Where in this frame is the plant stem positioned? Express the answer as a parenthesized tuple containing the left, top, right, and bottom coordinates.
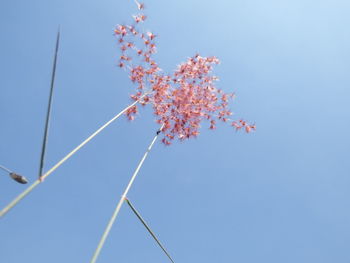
(38, 28, 60, 180)
(125, 198, 175, 263)
(0, 165, 13, 174)
(0, 95, 147, 218)
(89, 124, 164, 263)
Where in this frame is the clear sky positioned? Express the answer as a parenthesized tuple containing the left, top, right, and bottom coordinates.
(1, 0, 350, 262)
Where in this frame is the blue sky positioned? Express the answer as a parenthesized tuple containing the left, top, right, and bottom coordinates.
(1, 0, 350, 262)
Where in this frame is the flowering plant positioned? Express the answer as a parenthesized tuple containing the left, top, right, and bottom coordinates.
(116, 1, 255, 145)
(0, 3, 256, 263)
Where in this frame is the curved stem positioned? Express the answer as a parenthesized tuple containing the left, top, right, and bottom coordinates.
(0, 95, 148, 218)
(89, 124, 164, 263)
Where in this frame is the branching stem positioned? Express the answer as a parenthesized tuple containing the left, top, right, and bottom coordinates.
(89, 124, 164, 263)
(0, 94, 148, 218)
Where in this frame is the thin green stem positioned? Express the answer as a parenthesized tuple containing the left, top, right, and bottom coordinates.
(89, 124, 164, 263)
(0, 95, 148, 218)
(125, 198, 175, 263)
(38, 28, 60, 180)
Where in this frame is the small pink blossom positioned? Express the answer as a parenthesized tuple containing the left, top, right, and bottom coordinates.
(134, 0, 145, 10)
(115, 2, 254, 144)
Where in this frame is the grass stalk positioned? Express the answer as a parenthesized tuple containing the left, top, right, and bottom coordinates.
(89, 124, 164, 263)
(0, 95, 148, 218)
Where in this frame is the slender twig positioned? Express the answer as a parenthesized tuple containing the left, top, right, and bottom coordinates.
(125, 198, 175, 263)
(0, 165, 13, 174)
(89, 124, 164, 263)
(0, 94, 148, 218)
(39, 28, 60, 181)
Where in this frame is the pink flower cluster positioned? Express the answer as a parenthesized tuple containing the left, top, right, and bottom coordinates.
(115, 1, 255, 145)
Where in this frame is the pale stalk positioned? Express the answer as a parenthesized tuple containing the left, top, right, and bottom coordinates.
(0, 165, 13, 174)
(89, 124, 164, 263)
(0, 95, 148, 218)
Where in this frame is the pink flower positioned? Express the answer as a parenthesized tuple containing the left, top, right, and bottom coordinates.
(115, 2, 254, 144)
(134, 0, 145, 10)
